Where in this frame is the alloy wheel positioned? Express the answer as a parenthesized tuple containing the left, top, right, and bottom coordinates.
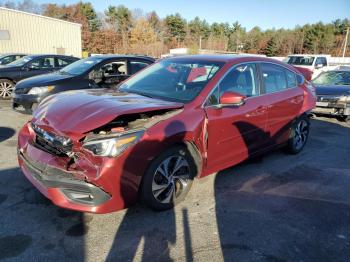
(293, 119, 308, 150)
(152, 155, 190, 204)
(0, 81, 14, 99)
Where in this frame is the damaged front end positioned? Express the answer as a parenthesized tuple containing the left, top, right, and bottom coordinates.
(82, 109, 182, 157)
(18, 106, 183, 213)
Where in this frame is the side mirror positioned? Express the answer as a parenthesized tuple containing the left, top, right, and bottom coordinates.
(219, 91, 246, 107)
(315, 63, 323, 69)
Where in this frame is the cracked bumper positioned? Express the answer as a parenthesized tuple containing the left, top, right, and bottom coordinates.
(17, 123, 144, 213)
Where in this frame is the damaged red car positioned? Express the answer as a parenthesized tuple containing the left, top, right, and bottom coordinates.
(17, 56, 316, 213)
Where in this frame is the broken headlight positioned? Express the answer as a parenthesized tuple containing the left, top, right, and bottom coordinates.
(82, 130, 144, 157)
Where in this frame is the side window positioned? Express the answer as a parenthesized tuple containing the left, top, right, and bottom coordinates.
(315, 57, 322, 66)
(101, 61, 127, 76)
(220, 63, 259, 97)
(29, 57, 55, 69)
(285, 69, 297, 88)
(89, 60, 127, 83)
(1, 56, 14, 64)
(129, 60, 151, 75)
(261, 63, 287, 93)
(57, 58, 71, 67)
(206, 63, 259, 106)
(315, 57, 327, 67)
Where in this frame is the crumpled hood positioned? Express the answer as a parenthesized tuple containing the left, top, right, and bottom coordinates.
(32, 89, 184, 137)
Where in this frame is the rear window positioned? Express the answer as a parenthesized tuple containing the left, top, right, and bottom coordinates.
(287, 56, 314, 66)
(285, 69, 297, 88)
(261, 63, 287, 93)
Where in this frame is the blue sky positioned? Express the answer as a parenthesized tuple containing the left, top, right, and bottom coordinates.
(33, 0, 350, 30)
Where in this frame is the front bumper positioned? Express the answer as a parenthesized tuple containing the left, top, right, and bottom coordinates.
(12, 93, 42, 113)
(17, 123, 145, 213)
(19, 150, 111, 207)
(312, 101, 350, 116)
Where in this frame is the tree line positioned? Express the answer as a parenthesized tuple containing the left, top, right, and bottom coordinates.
(1, 0, 349, 57)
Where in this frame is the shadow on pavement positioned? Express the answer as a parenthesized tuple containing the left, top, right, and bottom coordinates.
(0, 167, 87, 261)
(214, 118, 350, 261)
(0, 127, 16, 142)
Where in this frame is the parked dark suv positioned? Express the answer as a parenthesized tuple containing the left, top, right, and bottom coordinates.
(12, 55, 155, 113)
(0, 54, 79, 99)
(0, 53, 27, 66)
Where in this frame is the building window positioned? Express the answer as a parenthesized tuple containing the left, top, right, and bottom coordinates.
(0, 30, 10, 40)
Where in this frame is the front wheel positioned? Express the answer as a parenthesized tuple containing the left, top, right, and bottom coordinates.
(0, 79, 14, 99)
(285, 115, 310, 154)
(337, 115, 350, 122)
(139, 146, 196, 211)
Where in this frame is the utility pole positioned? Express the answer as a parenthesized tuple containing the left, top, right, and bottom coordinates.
(342, 27, 349, 58)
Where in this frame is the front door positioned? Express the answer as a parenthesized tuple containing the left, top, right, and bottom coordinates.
(21, 57, 56, 80)
(204, 63, 269, 174)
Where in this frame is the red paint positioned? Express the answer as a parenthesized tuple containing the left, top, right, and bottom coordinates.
(293, 66, 313, 81)
(17, 56, 316, 213)
(219, 92, 246, 105)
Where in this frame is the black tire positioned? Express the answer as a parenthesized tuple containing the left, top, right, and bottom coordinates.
(139, 146, 196, 211)
(285, 115, 310, 154)
(337, 115, 350, 122)
(0, 79, 15, 100)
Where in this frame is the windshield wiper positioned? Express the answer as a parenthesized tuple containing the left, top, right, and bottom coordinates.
(125, 90, 154, 99)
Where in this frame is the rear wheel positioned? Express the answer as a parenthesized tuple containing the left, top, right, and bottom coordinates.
(285, 115, 310, 154)
(139, 146, 196, 211)
(0, 79, 14, 99)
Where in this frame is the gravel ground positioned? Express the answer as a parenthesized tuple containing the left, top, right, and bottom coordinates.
(0, 99, 349, 262)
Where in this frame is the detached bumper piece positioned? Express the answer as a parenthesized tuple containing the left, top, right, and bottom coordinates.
(313, 102, 350, 116)
(19, 151, 111, 206)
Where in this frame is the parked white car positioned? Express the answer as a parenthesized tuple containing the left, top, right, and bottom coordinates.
(286, 54, 332, 79)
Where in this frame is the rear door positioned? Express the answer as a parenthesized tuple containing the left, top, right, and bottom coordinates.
(204, 63, 269, 173)
(260, 62, 304, 145)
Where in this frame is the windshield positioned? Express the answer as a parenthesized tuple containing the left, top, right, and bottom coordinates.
(313, 71, 350, 86)
(7, 56, 33, 66)
(119, 60, 224, 102)
(287, 56, 315, 66)
(60, 57, 102, 75)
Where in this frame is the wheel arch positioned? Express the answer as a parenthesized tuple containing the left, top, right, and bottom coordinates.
(0, 77, 15, 83)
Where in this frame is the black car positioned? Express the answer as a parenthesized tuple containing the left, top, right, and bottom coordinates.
(312, 69, 350, 122)
(0, 53, 27, 65)
(12, 55, 155, 113)
(0, 54, 79, 99)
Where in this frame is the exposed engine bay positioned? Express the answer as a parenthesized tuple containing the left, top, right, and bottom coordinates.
(83, 108, 183, 141)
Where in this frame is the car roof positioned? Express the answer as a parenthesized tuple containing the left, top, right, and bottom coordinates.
(164, 54, 289, 64)
(24, 54, 79, 59)
(88, 54, 155, 61)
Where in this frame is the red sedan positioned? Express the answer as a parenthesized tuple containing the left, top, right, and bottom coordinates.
(17, 55, 316, 213)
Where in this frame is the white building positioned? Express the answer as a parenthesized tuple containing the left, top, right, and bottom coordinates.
(0, 7, 82, 57)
